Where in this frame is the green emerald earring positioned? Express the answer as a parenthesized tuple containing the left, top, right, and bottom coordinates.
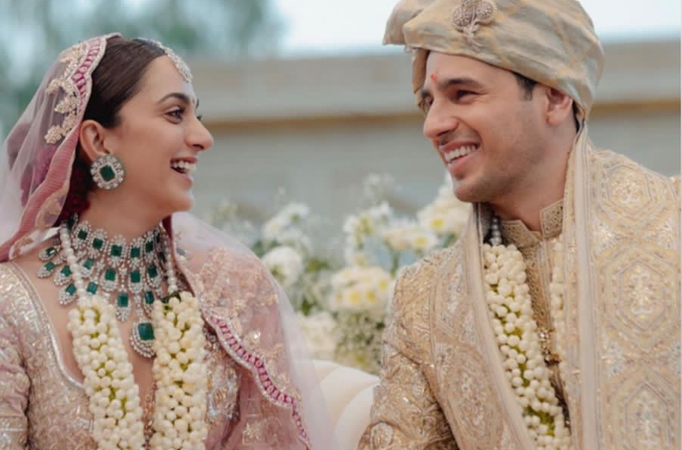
(91, 154, 125, 190)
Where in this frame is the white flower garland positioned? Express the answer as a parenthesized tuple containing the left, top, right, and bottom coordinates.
(482, 242, 571, 450)
(548, 241, 568, 381)
(61, 224, 208, 450)
(68, 295, 146, 449)
(150, 291, 208, 450)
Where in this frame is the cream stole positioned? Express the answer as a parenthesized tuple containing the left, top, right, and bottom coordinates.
(433, 129, 680, 449)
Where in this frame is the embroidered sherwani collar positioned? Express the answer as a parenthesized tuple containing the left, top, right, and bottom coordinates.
(499, 199, 564, 248)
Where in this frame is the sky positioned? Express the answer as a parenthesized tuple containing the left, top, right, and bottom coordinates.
(273, 0, 681, 57)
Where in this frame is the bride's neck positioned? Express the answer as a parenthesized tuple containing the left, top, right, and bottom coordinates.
(77, 202, 165, 240)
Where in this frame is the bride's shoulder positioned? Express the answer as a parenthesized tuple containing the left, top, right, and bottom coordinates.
(0, 261, 22, 287)
(179, 242, 267, 278)
(1, 240, 58, 307)
(2, 242, 49, 281)
(0, 246, 39, 283)
(0, 259, 35, 319)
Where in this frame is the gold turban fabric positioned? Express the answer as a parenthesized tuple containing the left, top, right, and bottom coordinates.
(384, 0, 605, 121)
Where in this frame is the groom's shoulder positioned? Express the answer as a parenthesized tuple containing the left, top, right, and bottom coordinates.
(591, 147, 679, 205)
(593, 147, 673, 182)
(388, 245, 461, 341)
(396, 243, 460, 288)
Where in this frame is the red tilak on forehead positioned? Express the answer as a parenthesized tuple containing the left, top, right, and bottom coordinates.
(430, 72, 439, 82)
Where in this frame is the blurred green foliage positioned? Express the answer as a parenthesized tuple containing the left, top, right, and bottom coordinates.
(0, 0, 282, 135)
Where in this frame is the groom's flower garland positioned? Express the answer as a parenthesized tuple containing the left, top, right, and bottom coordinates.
(482, 237, 571, 450)
(548, 241, 568, 383)
(63, 224, 208, 450)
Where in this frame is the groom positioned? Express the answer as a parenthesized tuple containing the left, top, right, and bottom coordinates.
(359, 0, 680, 449)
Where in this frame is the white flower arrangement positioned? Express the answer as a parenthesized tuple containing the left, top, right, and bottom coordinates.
(382, 222, 439, 254)
(327, 265, 394, 373)
(482, 242, 571, 450)
(262, 245, 305, 288)
(417, 174, 469, 238)
(296, 311, 339, 360)
(209, 173, 468, 374)
(262, 202, 312, 253)
(342, 202, 393, 265)
(328, 265, 393, 317)
(211, 199, 332, 316)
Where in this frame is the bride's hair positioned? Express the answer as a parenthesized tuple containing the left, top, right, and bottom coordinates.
(57, 38, 165, 223)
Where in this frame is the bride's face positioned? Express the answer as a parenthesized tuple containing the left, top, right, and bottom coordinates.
(102, 56, 213, 215)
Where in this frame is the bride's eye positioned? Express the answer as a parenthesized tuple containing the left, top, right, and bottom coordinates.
(167, 108, 185, 120)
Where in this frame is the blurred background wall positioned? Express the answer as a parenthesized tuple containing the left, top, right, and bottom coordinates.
(0, 0, 679, 230)
(191, 38, 681, 227)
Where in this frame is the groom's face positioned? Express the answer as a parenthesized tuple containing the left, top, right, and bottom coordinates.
(420, 52, 552, 206)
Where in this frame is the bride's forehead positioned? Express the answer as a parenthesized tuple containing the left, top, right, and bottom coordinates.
(136, 59, 196, 100)
(143, 57, 186, 85)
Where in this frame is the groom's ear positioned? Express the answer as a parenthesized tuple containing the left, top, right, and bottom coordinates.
(543, 87, 574, 127)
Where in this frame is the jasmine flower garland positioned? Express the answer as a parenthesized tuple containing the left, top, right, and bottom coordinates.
(482, 242, 571, 450)
(549, 241, 568, 381)
(61, 223, 208, 450)
(150, 291, 208, 450)
(67, 295, 146, 449)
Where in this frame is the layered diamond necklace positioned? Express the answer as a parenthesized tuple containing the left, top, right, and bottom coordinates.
(37, 214, 171, 358)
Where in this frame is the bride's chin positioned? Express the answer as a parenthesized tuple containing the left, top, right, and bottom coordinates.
(171, 195, 194, 213)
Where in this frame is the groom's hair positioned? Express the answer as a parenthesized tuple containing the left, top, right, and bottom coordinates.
(514, 72, 537, 100)
(512, 71, 579, 130)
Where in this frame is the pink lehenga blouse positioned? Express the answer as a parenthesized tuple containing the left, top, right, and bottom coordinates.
(0, 226, 335, 449)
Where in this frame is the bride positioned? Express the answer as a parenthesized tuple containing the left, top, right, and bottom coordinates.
(0, 34, 336, 450)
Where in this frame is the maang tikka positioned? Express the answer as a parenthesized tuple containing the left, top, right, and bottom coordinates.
(91, 153, 125, 190)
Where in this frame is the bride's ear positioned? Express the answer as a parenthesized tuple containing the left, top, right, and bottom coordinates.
(78, 120, 110, 163)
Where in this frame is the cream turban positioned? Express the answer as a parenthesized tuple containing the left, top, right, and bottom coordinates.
(384, 0, 605, 120)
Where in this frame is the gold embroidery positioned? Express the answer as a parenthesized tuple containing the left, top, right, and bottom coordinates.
(243, 420, 264, 442)
(624, 263, 661, 321)
(451, 0, 496, 50)
(359, 342, 458, 449)
(434, 242, 527, 449)
(204, 327, 241, 425)
(0, 263, 241, 449)
(183, 244, 310, 445)
(563, 147, 680, 449)
(364, 145, 679, 450)
(241, 413, 283, 446)
(607, 165, 649, 213)
(359, 251, 463, 450)
(368, 422, 394, 447)
(35, 184, 69, 230)
(44, 43, 88, 144)
(0, 294, 30, 448)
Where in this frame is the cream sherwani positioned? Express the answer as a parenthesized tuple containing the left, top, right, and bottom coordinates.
(359, 134, 680, 450)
